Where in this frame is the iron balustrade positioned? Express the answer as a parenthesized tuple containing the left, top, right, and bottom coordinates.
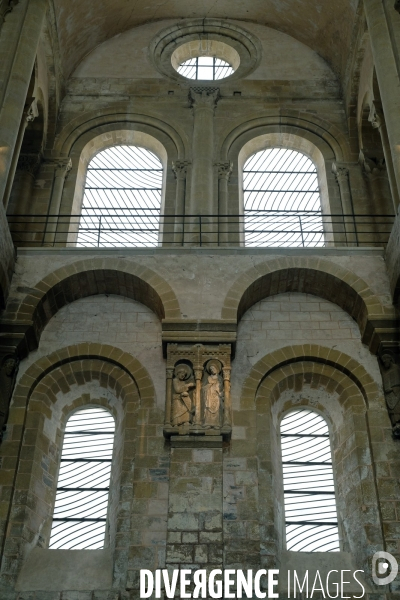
(6, 209, 395, 248)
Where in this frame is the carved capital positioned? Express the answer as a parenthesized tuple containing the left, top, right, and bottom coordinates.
(46, 157, 72, 179)
(189, 87, 220, 112)
(222, 367, 231, 381)
(332, 163, 349, 185)
(194, 368, 203, 381)
(17, 152, 42, 176)
(166, 367, 174, 380)
(216, 161, 233, 181)
(172, 160, 190, 180)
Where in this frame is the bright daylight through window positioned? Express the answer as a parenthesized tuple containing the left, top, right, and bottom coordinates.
(77, 145, 163, 247)
(49, 408, 115, 549)
(280, 409, 340, 552)
(177, 56, 234, 80)
(243, 148, 324, 247)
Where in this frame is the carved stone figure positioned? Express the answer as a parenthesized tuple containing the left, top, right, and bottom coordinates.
(0, 355, 18, 442)
(202, 360, 224, 428)
(171, 364, 195, 426)
(379, 353, 400, 438)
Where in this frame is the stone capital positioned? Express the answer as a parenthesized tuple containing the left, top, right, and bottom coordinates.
(189, 87, 220, 112)
(46, 157, 73, 179)
(172, 160, 190, 180)
(332, 163, 349, 185)
(216, 161, 233, 181)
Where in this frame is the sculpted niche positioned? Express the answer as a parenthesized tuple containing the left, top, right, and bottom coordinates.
(164, 344, 231, 441)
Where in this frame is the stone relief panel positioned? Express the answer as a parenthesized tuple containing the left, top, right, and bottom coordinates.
(164, 343, 232, 441)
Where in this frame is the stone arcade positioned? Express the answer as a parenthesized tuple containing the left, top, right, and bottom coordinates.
(1, 1, 400, 599)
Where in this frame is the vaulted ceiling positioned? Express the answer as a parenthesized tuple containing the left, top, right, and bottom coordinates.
(53, 0, 361, 80)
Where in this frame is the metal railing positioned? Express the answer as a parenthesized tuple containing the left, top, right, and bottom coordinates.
(6, 209, 395, 248)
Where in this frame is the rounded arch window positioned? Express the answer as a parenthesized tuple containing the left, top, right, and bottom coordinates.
(243, 147, 324, 247)
(49, 407, 115, 549)
(77, 145, 163, 247)
(171, 40, 239, 80)
(280, 409, 340, 552)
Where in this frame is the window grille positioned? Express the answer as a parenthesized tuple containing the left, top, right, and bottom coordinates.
(49, 407, 115, 549)
(177, 56, 234, 80)
(280, 409, 340, 552)
(243, 148, 324, 247)
(77, 145, 163, 247)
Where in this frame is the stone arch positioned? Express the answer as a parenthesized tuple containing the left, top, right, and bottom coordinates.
(219, 117, 353, 219)
(0, 346, 156, 588)
(53, 114, 187, 228)
(55, 112, 186, 159)
(12, 342, 155, 410)
(221, 115, 351, 163)
(222, 256, 386, 338)
(240, 343, 381, 409)
(4, 258, 180, 350)
(252, 358, 385, 578)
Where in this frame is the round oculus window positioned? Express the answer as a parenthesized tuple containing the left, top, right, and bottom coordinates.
(171, 40, 240, 81)
(177, 56, 234, 80)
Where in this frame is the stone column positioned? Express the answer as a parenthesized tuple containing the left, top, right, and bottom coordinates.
(360, 150, 393, 244)
(165, 368, 174, 427)
(189, 88, 220, 244)
(216, 161, 233, 246)
(43, 158, 72, 246)
(193, 367, 203, 426)
(172, 160, 190, 245)
(369, 101, 400, 210)
(222, 367, 232, 430)
(0, 352, 19, 444)
(2, 99, 38, 209)
(363, 0, 400, 197)
(0, 0, 47, 206)
(332, 164, 357, 245)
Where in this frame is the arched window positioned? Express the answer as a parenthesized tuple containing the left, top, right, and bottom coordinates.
(49, 407, 115, 549)
(243, 148, 324, 247)
(280, 409, 340, 552)
(77, 145, 163, 247)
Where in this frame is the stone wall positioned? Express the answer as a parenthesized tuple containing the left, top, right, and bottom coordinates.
(0, 203, 14, 310)
(0, 247, 399, 598)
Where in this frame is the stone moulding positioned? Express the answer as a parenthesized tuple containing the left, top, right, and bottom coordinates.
(149, 18, 262, 83)
(163, 343, 232, 442)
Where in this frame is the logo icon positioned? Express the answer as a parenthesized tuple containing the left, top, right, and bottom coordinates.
(372, 551, 398, 586)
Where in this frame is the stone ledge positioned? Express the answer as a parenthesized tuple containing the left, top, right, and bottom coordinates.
(170, 435, 223, 448)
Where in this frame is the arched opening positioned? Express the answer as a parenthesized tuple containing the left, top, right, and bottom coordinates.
(76, 145, 163, 247)
(243, 147, 323, 247)
(280, 409, 340, 552)
(49, 407, 116, 549)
